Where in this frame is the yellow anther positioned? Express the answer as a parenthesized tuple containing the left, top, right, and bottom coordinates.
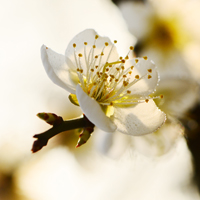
(80, 69, 83, 73)
(110, 75, 114, 79)
(143, 56, 148, 60)
(95, 35, 99, 39)
(110, 78, 113, 82)
(104, 74, 108, 78)
(115, 79, 119, 82)
(95, 55, 98, 59)
(127, 90, 131, 94)
(84, 42, 87, 45)
(148, 69, 152, 73)
(135, 75, 140, 79)
(148, 75, 152, 79)
(90, 69, 94, 72)
(77, 68, 80, 71)
(105, 42, 109, 46)
(93, 45, 96, 48)
(145, 99, 149, 103)
(78, 53, 82, 57)
(123, 81, 128, 86)
(123, 75, 127, 78)
(106, 68, 109, 72)
(101, 52, 104, 56)
(160, 94, 164, 99)
(116, 68, 120, 71)
(130, 46, 134, 50)
(109, 65, 112, 68)
(128, 71, 132, 75)
(121, 59, 125, 63)
(46, 47, 48, 49)
(121, 66, 125, 70)
(95, 65, 98, 69)
(125, 56, 129, 60)
(119, 56, 123, 60)
(114, 40, 117, 43)
(131, 66, 134, 70)
(73, 43, 76, 48)
(110, 102, 113, 106)
(135, 59, 139, 63)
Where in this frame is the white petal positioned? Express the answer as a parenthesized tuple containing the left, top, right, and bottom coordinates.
(155, 78, 198, 117)
(124, 58, 159, 96)
(65, 29, 119, 74)
(131, 120, 183, 157)
(111, 99, 166, 136)
(41, 45, 76, 94)
(76, 84, 117, 132)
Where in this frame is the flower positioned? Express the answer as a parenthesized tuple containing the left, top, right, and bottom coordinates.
(41, 29, 166, 136)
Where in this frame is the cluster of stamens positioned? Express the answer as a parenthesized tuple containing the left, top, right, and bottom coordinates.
(72, 35, 163, 107)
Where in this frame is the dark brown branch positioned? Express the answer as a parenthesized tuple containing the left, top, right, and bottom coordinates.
(31, 115, 94, 153)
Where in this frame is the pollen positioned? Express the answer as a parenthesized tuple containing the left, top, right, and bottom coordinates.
(135, 59, 139, 63)
(160, 94, 164, 99)
(95, 35, 99, 39)
(148, 69, 152, 73)
(106, 68, 109, 72)
(125, 56, 129, 60)
(119, 56, 123, 60)
(77, 68, 80, 72)
(90, 69, 94, 72)
(145, 99, 149, 103)
(127, 90, 131, 94)
(123, 75, 127, 78)
(95, 55, 98, 59)
(131, 66, 134, 70)
(121, 66, 125, 70)
(148, 75, 152, 79)
(114, 40, 117, 43)
(80, 69, 83, 73)
(95, 65, 98, 69)
(109, 65, 112, 68)
(93, 45, 96, 48)
(73, 43, 76, 48)
(84, 42, 87, 45)
(128, 71, 132, 75)
(143, 56, 148, 60)
(101, 52, 104, 56)
(130, 46, 134, 50)
(115, 79, 119, 82)
(105, 42, 109, 46)
(78, 53, 82, 57)
(135, 75, 140, 79)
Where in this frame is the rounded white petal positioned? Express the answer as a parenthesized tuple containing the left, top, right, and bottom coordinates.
(124, 57, 159, 96)
(65, 29, 119, 74)
(131, 121, 183, 157)
(41, 45, 76, 94)
(155, 78, 198, 117)
(76, 84, 117, 132)
(112, 99, 166, 136)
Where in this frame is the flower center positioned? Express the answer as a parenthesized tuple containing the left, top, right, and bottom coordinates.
(72, 35, 163, 107)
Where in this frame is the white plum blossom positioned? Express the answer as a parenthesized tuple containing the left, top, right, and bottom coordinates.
(41, 29, 166, 136)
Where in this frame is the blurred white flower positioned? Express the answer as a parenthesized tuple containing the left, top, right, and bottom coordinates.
(41, 29, 166, 136)
(100, 0, 200, 157)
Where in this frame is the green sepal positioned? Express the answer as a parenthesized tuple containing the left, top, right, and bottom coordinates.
(68, 94, 79, 106)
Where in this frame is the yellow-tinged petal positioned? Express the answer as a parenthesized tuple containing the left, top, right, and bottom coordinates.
(76, 84, 117, 132)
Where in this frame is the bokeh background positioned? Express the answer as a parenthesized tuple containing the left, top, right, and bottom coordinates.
(1, 0, 200, 199)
